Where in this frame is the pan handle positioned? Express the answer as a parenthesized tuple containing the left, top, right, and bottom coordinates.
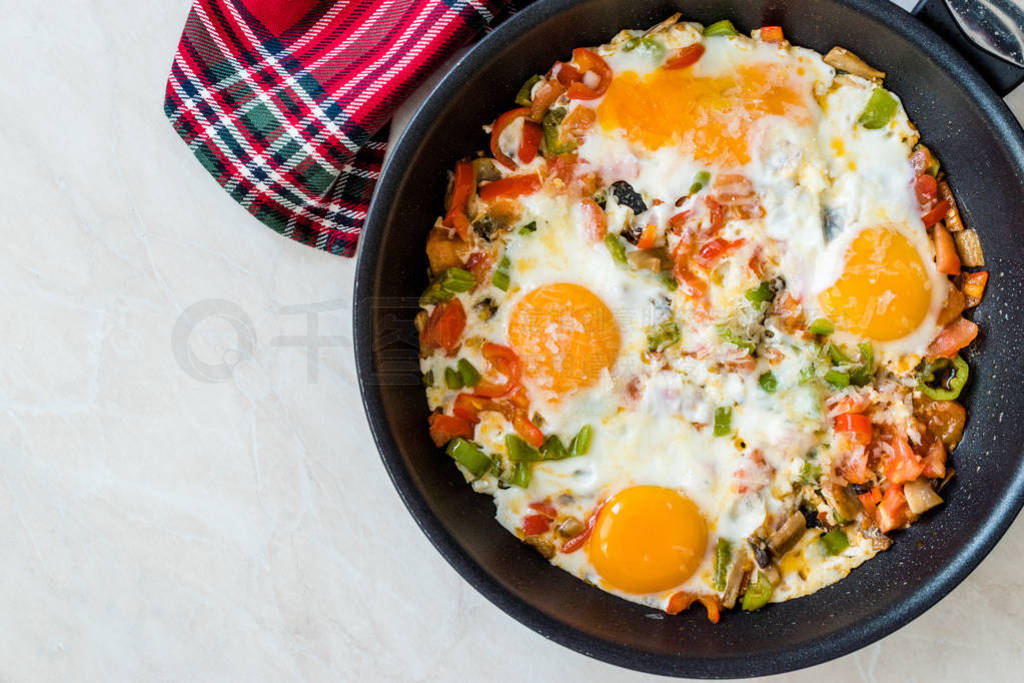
(912, 0, 1024, 96)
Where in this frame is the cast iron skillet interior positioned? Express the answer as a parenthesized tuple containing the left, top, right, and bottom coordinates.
(355, 0, 1024, 676)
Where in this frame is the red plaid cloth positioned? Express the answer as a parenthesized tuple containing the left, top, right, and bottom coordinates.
(164, 0, 521, 256)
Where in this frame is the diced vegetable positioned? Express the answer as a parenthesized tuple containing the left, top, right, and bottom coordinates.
(849, 342, 875, 386)
(510, 461, 532, 488)
(604, 232, 628, 264)
(824, 369, 850, 388)
(428, 413, 474, 447)
(579, 198, 607, 241)
(798, 460, 822, 485)
(823, 46, 885, 83)
(529, 79, 566, 121)
(914, 173, 938, 205)
(759, 26, 784, 43)
(541, 107, 574, 156)
(886, 433, 924, 484)
(566, 48, 613, 100)
(704, 20, 739, 37)
(858, 88, 898, 129)
(834, 412, 871, 445)
(506, 434, 541, 462)
(666, 592, 721, 623)
(457, 358, 481, 387)
(443, 160, 475, 239)
(523, 513, 550, 536)
(918, 354, 969, 401)
(716, 325, 755, 352)
(740, 572, 773, 610)
(911, 143, 940, 176)
(569, 424, 593, 456)
(445, 366, 464, 390)
(808, 318, 835, 335)
(916, 396, 967, 449)
(665, 43, 706, 69)
(421, 299, 467, 355)
(768, 513, 807, 554)
(745, 281, 774, 306)
(426, 225, 467, 276)
(877, 484, 909, 532)
(646, 320, 681, 352)
(478, 174, 542, 202)
(636, 224, 658, 250)
(713, 407, 733, 436)
(515, 74, 542, 106)
(933, 224, 961, 275)
(820, 528, 849, 555)
(689, 170, 711, 195)
(960, 271, 988, 307)
(439, 267, 475, 293)
(758, 371, 777, 394)
(540, 435, 569, 460)
(713, 539, 732, 591)
(920, 437, 947, 479)
(491, 269, 510, 291)
(490, 108, 529, 168)
(519, 120, 542, 164)
(473, 342, 521, 398)
(446, 437, 492, 477)
(904, 478, 943, 515)
(953, 229, 985, 267)
(518, 221, 537, 236)
(927, 318, 978, 359)
(826, 342, 852, 365)
(937, 180, 963, 232)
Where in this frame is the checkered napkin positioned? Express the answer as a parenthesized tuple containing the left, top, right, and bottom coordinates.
(164, 0, 521, 256)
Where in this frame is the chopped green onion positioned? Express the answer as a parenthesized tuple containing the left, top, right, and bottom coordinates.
(745, 281, 774, 306)
(716, 324, 755, 352)
(850, 342, 875, 386)
(490, 456, 505, 478)
(440, 267, 475, 293)
(540, 435, 569, 460)
(799, 364, 817, 385)
(506, 434, 541, 462)
(514, 74, 541, 106)
(492, 269, 510, 291)
(824, 369, 850, 389)
(604, 232, 628, 265)
(445, 366, 464, 390)
(713, 538, 732, 591)
(918, 354, 969, 400)
(713, 407, 732, 436)
(659, 272, 678, 291)
(569, 424, 592, 456)
(510, 461, 532, 488)
(689, 170, 711, 195)
(646, 320, 681, 352)
(808, 318, 835, 336)
(623, 36, 642, 51)
(419, 281, 454, 306)
(758, 371, 778, 394)
(858, 87, 898, 129)
(704, 19, 739, 37)
(741, 572, 773, 611)
(541, 107, 574, 156)
(446, 438, 491, 478)
(798, 460, 821, 486)
(820, 528, 849, 555)
(626, 35, 664, 58)
(457, 359, 481, 387)
(518, 221, 537, 236)
(422, 369, 434, 387)
(826, 342, 852, 365)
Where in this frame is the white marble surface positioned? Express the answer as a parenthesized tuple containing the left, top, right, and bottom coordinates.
(2, 1, 1023, 681)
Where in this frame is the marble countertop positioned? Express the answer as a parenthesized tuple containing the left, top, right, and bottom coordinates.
(3, 1, 1022, 681)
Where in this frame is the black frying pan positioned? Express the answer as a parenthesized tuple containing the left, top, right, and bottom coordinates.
(355, 0, 1024, 676)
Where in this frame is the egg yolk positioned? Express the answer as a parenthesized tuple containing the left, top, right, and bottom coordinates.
(818, 226, 932, 341)
(508, 283, 620, 394)
(597, 63, 810, 167)
(587, 486, 707, 594)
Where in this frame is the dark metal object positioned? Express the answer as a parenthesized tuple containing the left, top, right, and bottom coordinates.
(355, 0, 1024, 677)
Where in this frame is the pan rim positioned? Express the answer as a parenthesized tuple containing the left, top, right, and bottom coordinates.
(354, 0, 1024, 676)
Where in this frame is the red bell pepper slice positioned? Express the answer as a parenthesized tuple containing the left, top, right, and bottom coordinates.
(443, 160, 474, 240)
(529, 501, 558, 518)
(664, 43, 705, 69)
(422, 299, 466, 355)
(921, 199, 950, 228)
(428, 413, 474, 447)
(666, 592, 721, 623)
(566, 48, 613, 100)
(518, 120, 542, 164)
(529, 79, 566, 120)
(695, 237, 745, 268)
(474, 343, 521, 398)
(522, 514, 551, 536)
(490, 107, 529, 169)
(932, 223, 961, 275)
(478, 174, 542, 202)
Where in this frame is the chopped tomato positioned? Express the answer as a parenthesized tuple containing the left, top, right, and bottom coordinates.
(759, 25, 784, 42)
(443, 160, 474, 240)
(674, 261, 708, 299)
(914, 173, 938, 205)
(522, 514, 551, 536)
(490, 108, 529, 169)
(834, 413, 872, 446)
(519, 120, 542, 164)
(422, 299, 466, 355)
(830, 394, 870, 415)
(560, 503, 603, 553)
(877, 484, 909, 533)
(566, 48, 613, 100)
(563, 105, 596, 136)
(664, 43, 706, 69)
(839, 448, 870, 484)
(668, 209, 693, 231)
(921, 199, 950, 228)
(933, 223, 961, 275)
(858, 486, 883, 518)
(666, 592, 721, 623)
(927, 317, 978, 359)
(637, 224, 658, 250)
(921, 437, 947, 479)
(528, 501, 558, 518)
(478, 174, 542, 202)
(695, 237, 745, 268)
(579, 198, 607, 241)
(886, 433, 924, 484)
(428, 413, 474, 447)
(529, 79, 566, 120)
(704, 196, 724, 237)
(474, 342, 521, 398)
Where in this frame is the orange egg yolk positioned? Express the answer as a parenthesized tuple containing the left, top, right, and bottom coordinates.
(596, 63, 811, 167)
(587, 486, 707, 594)
(818, 226, 932, 341)
(508, 283, 620, 394)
